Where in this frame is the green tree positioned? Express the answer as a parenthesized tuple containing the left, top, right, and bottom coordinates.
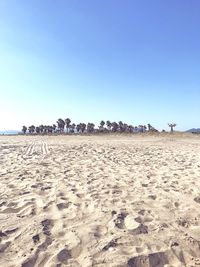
(128, 125, 134, 133)
(118, 121, 124, 132)
(65, 118, 71, 133)
(70, 123, 76, 133)
(35, 126, 40, 134)
(52, 124, 57, 132)
(76, 123, 81, 133)
(28, 125, 35, 134)
(80, 123, 86, 133)
(39, 125, 44, 133)
(106, 120, 112, 131)
(111, 122, 118, 132)
(57, 119, 65, 132)
(87, 123, 95, 133)
(22, 126, 27, 134)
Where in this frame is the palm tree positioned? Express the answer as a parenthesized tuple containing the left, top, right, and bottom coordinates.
(147, 124, 158, 132)
(168, 123, 177, 133)
(128, 125, 134, 133)
(80, 123, 86, 133)
(39, 125, 44, 133)
(22, 126, 27, 134)
(106, 120, 112, 131)
(138, 125, 144, 133)
(76, 123, 81, 133)
(123, 123, 128, 132)
(99, 120, 105, 132)
(111, 122, 118, 132)
(57, 119, 65, 132)
(43, 125, 47, 133)
(90, 123, 95, 132)
(47, 126, 53, 133)
(118, 121, 124, 132)
(35, 126, 40, 134)
(100, 120, 105, 127)
(151, 126, 159, 132)
(147, 124, 152, 131)
(31, 125, 35, 133)
(87, 123, 91, 133)
(70, 123, 76, 133)
(65, 118, 71, 133)
(52, 124, 57, 132)
(28, 125, 35, 134)
(87, 123, 95, 133)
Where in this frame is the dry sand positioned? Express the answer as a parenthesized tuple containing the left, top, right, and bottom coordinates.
(0, 134, 200, 267)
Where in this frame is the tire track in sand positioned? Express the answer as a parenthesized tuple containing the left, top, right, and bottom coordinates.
(24, 142, 35, 156)
(41, 142, 49, 155)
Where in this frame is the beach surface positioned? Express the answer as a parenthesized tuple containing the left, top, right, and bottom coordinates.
(0, 134, 200, 267)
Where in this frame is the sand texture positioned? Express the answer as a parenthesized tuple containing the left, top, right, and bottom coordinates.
(0, 134, 200, 267)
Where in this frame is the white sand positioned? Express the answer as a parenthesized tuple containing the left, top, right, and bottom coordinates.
(0, 134, 200, 267)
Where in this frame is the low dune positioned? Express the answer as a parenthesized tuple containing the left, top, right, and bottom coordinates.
(0, 134, 200, 267)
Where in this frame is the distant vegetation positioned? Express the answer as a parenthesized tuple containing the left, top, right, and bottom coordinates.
(22, 119, 163, 134)
(186, 128, 200, 134)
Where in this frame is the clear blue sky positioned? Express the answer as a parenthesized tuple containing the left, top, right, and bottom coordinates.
(0, 0, 199, 131)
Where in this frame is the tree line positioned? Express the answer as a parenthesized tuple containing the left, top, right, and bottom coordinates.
(22, 118, 163, 134)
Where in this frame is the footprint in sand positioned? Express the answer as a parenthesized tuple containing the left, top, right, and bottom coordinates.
(41, 219, 53, 236)
(127, 251, 169, 267)
(194, 197, 200, 204)
(57, 248, 71, 264)
(56, 202, 69, 210)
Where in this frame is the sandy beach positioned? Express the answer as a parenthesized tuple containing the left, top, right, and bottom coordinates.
(0, 134, 200, 267)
